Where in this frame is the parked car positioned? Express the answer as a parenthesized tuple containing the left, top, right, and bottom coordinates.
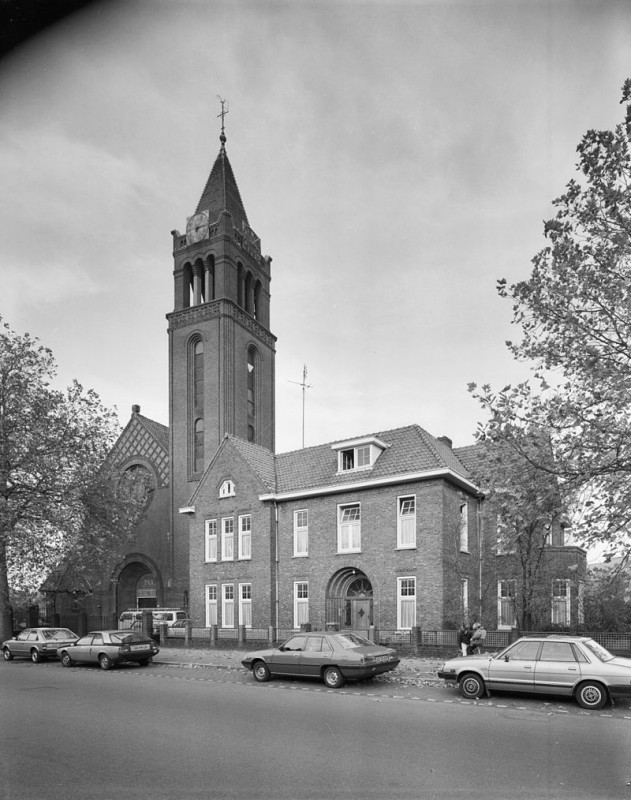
(58, 630, 159, 670)
(437, 635, 631, 709)
(241, 631, 400, 689)
(2, 627, 79, 663)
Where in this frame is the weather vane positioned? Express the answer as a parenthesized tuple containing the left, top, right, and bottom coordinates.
(288, 365, 313, 449)
(217, 96, 229, 143)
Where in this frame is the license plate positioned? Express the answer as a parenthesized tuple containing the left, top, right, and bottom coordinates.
(375, 655, 390, 663)
(130, 644, 150, 651)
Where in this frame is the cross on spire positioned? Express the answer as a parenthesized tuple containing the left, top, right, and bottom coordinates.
(217, 96, 229, 145)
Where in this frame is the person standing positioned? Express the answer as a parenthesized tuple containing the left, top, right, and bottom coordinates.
(468, 622, 486, 655)
(457, 622, 472, 656)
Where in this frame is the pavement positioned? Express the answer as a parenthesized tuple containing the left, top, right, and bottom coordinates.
(153, 645, 447, 689)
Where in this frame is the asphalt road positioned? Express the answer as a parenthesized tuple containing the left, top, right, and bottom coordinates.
(1, 660, 630, 800)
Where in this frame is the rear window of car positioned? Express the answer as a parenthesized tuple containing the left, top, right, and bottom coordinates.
(333, 633, 373, 649)
(110, 632, 147, 644)
(583, 639, 615, 662)
(42, 629, 76, 640)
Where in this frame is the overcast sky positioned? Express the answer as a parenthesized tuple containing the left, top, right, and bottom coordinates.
(1, 0, 630, 454)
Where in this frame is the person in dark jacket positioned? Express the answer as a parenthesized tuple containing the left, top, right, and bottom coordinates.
(457, 622, 472, 656)
(468, 622, 487, 655)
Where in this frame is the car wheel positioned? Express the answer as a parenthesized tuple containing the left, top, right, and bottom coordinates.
(252, 660, 271, 682)
(576, 681, 608, 710)
(30, 649, 42, 663)
(459, 673, 485, 699)
(98, 654, 113, 671)
(323, 666, 345, 689)
(3, 647, 13, 661)
(60, 651, 73, 668)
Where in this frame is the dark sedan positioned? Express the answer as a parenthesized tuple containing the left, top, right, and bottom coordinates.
(241, 631, 400, 688)
(2, 628, 79, 662)
(58, 630, 159, 670)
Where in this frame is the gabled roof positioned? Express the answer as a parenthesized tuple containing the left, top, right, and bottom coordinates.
(106, 409, 170, 487)
(195, 144, 249, 233)
(273, 425, 476, 496)
(190, 425, 479, 507)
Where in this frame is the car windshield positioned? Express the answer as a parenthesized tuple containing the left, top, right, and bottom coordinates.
(582, 639, 615, 663)
(333, 633, 373, 649)
(42, 629, 76, 640)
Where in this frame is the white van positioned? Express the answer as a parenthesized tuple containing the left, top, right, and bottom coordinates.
(118, 608, 189, 633)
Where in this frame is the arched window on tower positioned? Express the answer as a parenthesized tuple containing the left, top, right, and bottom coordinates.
(205, 255, 215, 301)
(191, 338, 204, 474)
(183, 263, 193, 309)
(247, 346, 256, 441)
(244, 272, 254, 315)
(194, 418, 204, 473)
(253, 280, 262, 321)
(237, 263, 245, 308)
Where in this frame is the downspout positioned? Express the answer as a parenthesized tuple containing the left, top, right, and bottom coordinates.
(274, 501, 279, 632)
(477, 496, 483, 622)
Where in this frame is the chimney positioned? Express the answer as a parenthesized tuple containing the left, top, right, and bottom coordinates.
(132, 404, 141, 414)
(437, 435, 453, 449)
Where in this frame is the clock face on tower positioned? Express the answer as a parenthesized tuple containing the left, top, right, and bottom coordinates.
(186, 210, 209, 244)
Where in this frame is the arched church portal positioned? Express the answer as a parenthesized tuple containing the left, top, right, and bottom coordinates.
(115, 561, 161, 612)
(326, 568, 373, 631)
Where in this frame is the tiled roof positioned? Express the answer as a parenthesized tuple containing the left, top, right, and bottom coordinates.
(106, 412, 170, 487)
(196, 146, 249, 232)
(453, 443, 485, 477)
(223, 425, 478, 498)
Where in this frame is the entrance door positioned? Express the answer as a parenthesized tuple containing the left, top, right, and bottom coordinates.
(351, 599, 371, 630)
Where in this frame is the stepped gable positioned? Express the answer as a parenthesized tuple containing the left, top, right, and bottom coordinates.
(107, 410, 170, 487)
(274, 424, 474, 495)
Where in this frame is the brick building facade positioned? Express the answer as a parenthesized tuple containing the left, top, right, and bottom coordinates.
(43, 123, 586, 635)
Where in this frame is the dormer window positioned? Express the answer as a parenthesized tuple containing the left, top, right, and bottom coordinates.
(332, 436, 388, 473)
(219, 480, 236, 498)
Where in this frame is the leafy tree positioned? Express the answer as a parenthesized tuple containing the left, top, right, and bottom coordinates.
(465, 431, 575, 631)
(0, 319, 142, 641)
(470, 80, 631, 560)
(583, 559, 631, 632)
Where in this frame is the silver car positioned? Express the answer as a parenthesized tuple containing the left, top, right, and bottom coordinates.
(58, 630, 159, 670)
(438, 635, 631, 709)
(2, 628, 79, 663)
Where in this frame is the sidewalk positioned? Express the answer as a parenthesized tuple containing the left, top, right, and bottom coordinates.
(153, 646, 446, 688)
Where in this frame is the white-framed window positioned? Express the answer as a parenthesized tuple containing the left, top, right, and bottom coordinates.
(461, 578, 469, 618)
(397, 495, 416, 549)
(239, 583, 252, 628)
(219, 479, 235, 498)
(331, 436, 387, 473)
(397, 577, 416, 630)
(577, 580, 585, 626)
(498, 580, 516, 629)
(337, 503, 361, 553)
(294, 581, 309, 628)
(238, 514, 251, 560)
(551, 579, 571, 626)
(205, 584, 217, 627)
(222, 584, 235, 628)
(221, 517, 234, 561)
(294, 509, 308, 557)
(459, 503, 469, 552)
(204, 519, 217, 562)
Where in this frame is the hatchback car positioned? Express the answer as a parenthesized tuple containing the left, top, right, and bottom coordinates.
(438, 635, 631, 709)
(241, 631, 400, 689)
(2, 628, 79, 663)
(58, 630, 159, 670)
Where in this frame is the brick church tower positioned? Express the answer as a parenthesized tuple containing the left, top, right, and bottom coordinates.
(166, 116, 276, 597)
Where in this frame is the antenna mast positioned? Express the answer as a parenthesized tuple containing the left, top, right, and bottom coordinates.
(288, 365, 313, 449)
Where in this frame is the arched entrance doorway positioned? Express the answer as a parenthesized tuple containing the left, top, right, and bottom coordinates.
(114, 559, 162, 613)
(326, 569, 373, 631)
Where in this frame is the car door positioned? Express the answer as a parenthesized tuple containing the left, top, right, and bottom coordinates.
(533, 641, 582, 696)
(299, 636, 332, 677)
(12, 630, 32, 657)
(270, 635, 305, 675)
(71, 634, 95, 662)
(487, 639, 541, 693)
(88, 633, 106, 663)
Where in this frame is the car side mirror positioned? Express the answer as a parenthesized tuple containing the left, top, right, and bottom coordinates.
(504, 655, 510, 662)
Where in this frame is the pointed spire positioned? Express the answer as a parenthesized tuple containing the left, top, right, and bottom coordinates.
(194, 98, 249, 231)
